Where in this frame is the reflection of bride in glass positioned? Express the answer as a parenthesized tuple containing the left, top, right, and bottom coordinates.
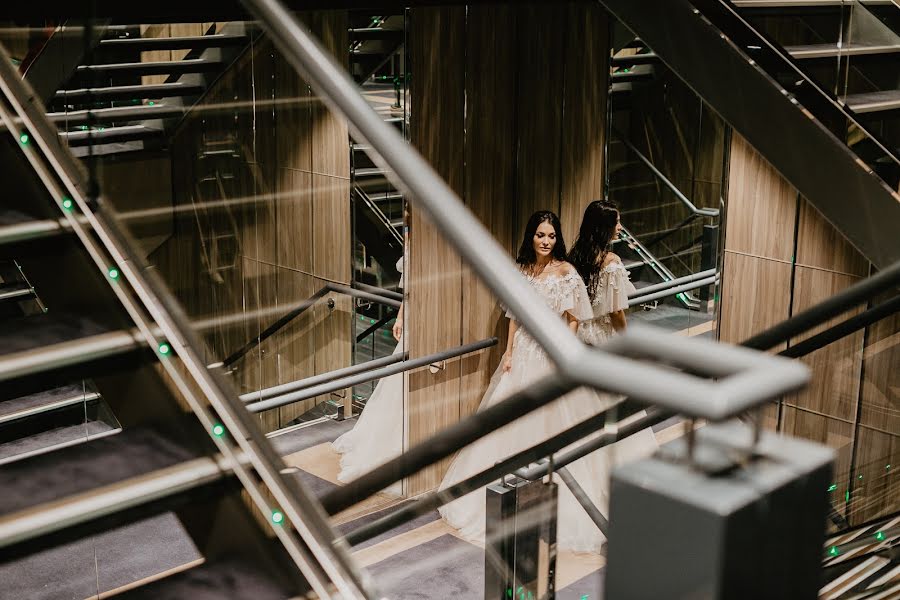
(438, 209, 656, 554)
(332, 237, 407, 495)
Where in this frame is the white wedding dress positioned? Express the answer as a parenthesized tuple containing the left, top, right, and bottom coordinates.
(437, 263, 658, 553)
(332, 258, 405, 495)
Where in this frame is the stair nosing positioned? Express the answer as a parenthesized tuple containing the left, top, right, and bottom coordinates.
(0, 283, 31, 302)
(0, 455, 228, 550)
(56, 82, 205, 100)
(0, 391, 101, 426)
(0, 425, 120, 468)
(75, 58, 222, 73)
(787, 42, 900, 59)
(0, 329, 141, 384)
(98, 34, 247, 50)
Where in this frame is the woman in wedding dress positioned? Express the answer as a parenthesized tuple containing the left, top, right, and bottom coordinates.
(332, 255, 405, 495)
(438, 210, 627, 554)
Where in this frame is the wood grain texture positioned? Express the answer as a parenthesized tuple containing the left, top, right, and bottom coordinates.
(718, 251, 792, 347)
(408, 6, 466, 494)
(858, 294, 900, 434)
(786, 266, 864, 422)
(459, 5, 519, 419)
(796, 198, 870, 277)
(311, 174, 351, 284)
(849, 425, 900, 525)
(724, 134, 798, 261)
(559, 3, 609, 247)
(514, 5, 566, 235)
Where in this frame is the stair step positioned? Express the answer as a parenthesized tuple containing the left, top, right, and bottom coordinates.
(56, 82, 205, 103)
(98, 33, 248, 51)
(59, 124, 163, 146)
(611, 52, 659, 66)
(844, 90, 900, 114)
(355, 167, 386, 178)
(0, 211, 68, 247)
(370, 192, 403, 202)
(49, 103, 186, 127)
(0, 426, 218, 551)
(0, 281, 31, 303)
(75, 58, 222, 77)
(611, 64, 654, 82)
(349, 27, 404, 41)
(113, 554, 297, 600)
(0, 419, 119, 466)
(0, 384, 100, 425)
(786, 42, 900, 59)
(0, 313, 140, 385)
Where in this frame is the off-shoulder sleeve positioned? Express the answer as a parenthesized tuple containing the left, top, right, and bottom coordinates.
(396, 256, 404, 289)
(558, 273, 594, 321)
(599, 262, 634, 313)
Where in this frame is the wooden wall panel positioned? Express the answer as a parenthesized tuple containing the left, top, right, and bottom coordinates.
(718, 252, 792, 346)
(559, 2, 608, 246)
(156, 13, 352, 433)
(850, 426, 900, 525)
(859, 299, 900, 433)
(796, 198, 869, 277)
(408, 6, 466, 494)
(514, 5, 566, 235)
(787, 267, 864, 422)
(459, 4, 519, 418)
(724, 133, 797, 261)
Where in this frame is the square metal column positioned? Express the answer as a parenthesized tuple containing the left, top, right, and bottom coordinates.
(485, 478, 558, 600)
(605, 420, 833, 600)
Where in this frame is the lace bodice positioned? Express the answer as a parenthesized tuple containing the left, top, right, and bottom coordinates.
(578, 261, 635, 345)
(506, 269, 592, 361)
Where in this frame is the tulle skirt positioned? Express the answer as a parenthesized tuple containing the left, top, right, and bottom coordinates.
(437, 341, 658, 553)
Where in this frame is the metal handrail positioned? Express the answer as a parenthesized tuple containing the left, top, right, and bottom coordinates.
(239, 351, 408, 403)
(611, 128, 719, 217)
(0, 44, 371, 600)
(248, 337, 498, 413)
(628, 273, 719, 307)
(628, 268, 717, 298)
(242, 0, 807, 422)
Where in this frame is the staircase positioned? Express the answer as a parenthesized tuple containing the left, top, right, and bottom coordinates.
(0, 40, 366, 598)
(32, 23, 252, 158)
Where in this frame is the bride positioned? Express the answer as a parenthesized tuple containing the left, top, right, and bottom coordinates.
(438, 210, 642, 554)
(332, 254, 405, 495)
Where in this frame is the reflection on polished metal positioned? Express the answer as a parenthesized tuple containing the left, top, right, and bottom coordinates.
(626, 268, 717, 299)
(242, 0, 809, 426)
(612, 128, 719, 217)
(0, 45, 373, 599)
(248, 337, 498, 413)
(598, 0, 900, 268)
(628, 273, 719, 306)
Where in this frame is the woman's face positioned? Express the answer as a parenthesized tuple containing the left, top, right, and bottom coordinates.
(533, 220, 557, 259)
(614, 212, 622, 236)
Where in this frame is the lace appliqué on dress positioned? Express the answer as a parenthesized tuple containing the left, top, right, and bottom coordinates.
(579, 261, 635, 346)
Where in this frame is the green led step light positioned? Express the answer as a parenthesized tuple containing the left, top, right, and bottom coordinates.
(271, 510, 285, 525)
(211, 423, 226, 438)
(108, 267, 120, 280)
(875, 531, 885, 541)
(62, 198, 74, 211)
(158, 342, 171, 355)
(19, 132, 29, 145)
(828, 546, 840, 557)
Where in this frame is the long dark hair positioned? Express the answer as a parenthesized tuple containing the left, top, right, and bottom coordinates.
(568, 200, 619, 295)
(515, 210, 567, 267)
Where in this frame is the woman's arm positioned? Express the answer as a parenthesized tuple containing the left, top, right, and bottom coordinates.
(610, 309, 627, 333)
(503, 318, 518, 372)
(565, 311, 579, 334)
(392, 303, 404, 342)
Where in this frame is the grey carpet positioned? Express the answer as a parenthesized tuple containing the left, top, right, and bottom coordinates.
(630, 304, 713, 333)
(368, 533, 484, 600)
(337, 500, 441, 551)
(0, 426, 196, 513)
(290, 468, 337, 499)
(0, 512, 201, 600)
(0, 384, 92, 420)
(0, 420, 114, 461)
(269, 418, 354, 456)
(558, 568, 604, 599)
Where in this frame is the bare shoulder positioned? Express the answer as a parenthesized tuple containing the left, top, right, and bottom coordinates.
(601, 252, 622, 268)
(556, 261, 578, 276)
